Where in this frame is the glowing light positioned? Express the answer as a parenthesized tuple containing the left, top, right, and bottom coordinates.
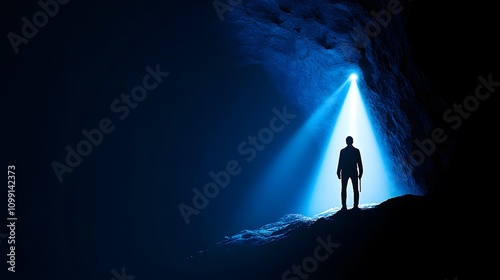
(238, 73, 402, 224)
(303, 75, 395, 216)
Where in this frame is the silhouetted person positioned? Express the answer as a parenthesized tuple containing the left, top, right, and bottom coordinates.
(336, 136, 363, 210)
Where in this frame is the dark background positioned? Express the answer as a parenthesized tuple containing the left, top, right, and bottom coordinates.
(2, 0, 498, 279)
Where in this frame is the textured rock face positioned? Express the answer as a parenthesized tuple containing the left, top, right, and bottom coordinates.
(220, 0, 450, 195)
(180, 195, 461, 280)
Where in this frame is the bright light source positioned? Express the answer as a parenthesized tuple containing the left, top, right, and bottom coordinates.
(349, 73, 358, 81)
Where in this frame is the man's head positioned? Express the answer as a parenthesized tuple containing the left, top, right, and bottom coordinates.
(346, 136, 353, 145)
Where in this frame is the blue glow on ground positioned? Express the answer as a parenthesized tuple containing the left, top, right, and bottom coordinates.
(303, 77, 396, 216)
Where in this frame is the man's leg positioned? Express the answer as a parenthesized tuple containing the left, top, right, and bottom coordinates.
(341, 175, 348, 209)
(351, 175, 359, 208)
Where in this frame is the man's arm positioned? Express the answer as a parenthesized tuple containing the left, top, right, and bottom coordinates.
(357, 150, 363, 178)
(336, 151, 342, 179)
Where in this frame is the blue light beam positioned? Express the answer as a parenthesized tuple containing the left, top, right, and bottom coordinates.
(304, 76, 395, 215)
(237, 80, 351, 222)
